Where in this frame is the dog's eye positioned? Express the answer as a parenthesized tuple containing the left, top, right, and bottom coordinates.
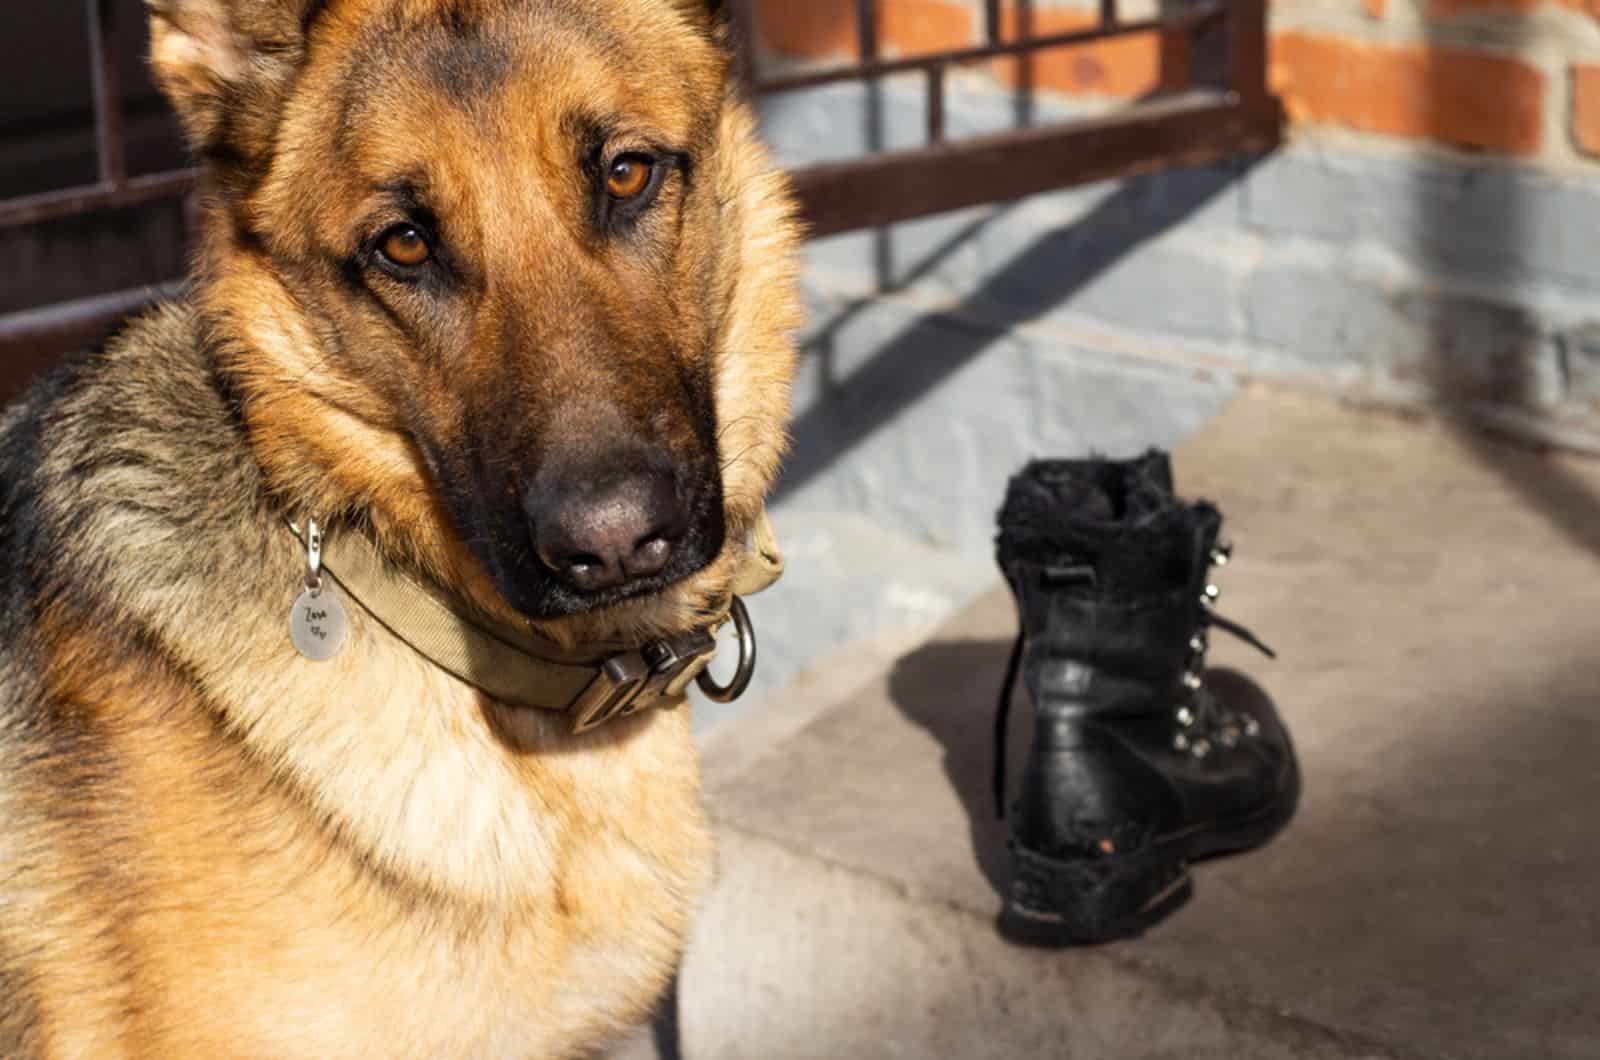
(379, 226, 432, 268)
(606, 156, 654, 200)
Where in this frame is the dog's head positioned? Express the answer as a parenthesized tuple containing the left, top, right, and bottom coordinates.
(148, 0, 799, 640)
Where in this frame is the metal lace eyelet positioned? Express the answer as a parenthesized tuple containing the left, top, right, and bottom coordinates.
(1176, 705, 1196, 728)
(1173, 733, 1191, 752)
(1202, 584, 1221, 605)
(1190, 738, 1213, 759)
(1182, 671, 1204, 692)
(1219, 725, 1241, 748)
(1211, 542, 1233, 567)
(1244, 716, 1262, 738)
(1189, 634, 1207, 655)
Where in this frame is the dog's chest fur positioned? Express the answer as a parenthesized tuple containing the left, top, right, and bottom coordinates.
(0, 309, 713, 1057)
(109, 677, 711, 1058)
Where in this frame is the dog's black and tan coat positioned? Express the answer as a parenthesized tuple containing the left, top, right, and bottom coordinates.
(0, 1, 801, 1055)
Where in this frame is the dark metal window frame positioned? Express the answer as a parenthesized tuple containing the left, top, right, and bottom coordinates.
(0, 0, 1279, 384)
(0, 0, 194, 230)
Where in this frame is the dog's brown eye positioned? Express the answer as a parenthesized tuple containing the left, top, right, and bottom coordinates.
(380, 227, 431, 267)
(606, 157, 654, 200)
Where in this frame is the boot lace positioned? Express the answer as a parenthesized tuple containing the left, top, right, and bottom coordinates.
(992, 541, 1275, 818)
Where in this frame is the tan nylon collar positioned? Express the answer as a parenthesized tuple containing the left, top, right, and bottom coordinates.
(289, 513, 783, 733)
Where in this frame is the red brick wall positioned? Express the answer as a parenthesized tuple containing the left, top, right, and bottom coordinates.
(757, 1, 1187, 100)
(755, 0, 1599, 165)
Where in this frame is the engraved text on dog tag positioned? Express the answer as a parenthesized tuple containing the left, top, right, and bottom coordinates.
(290, 587, 348, 661)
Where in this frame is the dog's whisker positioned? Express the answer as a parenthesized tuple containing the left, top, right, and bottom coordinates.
(720, 442, 769, 473)
(716, 413, 762, 438)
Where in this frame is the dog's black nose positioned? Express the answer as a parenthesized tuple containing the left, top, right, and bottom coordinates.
(528, 468, 686, 593)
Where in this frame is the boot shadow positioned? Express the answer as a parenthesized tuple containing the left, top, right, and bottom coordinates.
(887, 637, 1027, 898)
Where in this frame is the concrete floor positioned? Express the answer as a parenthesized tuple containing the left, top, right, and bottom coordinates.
(623, 384, 1600, 1059)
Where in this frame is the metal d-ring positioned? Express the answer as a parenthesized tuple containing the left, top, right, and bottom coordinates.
(696, 596, 757, 704)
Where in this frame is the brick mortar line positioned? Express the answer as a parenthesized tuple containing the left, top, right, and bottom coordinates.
(807, 212, 1600, 328)
(1237, 229, 1600, 310)
(1278, 123, 1600, 178)
(709, 817, 1441, 1060)
(806, 275, 1249, 378)
(758, 56, 1600, 175)
(800, 274, 1600, 455)
(1272, 0, 1600, 49)
(1269, 8, 1595, 164)
(1265, 21, 1576, 91)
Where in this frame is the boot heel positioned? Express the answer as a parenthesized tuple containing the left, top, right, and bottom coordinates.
(1000, 841, 1192, 946)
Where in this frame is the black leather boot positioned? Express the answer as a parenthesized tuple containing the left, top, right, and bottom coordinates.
(992, 452, 1299, 945)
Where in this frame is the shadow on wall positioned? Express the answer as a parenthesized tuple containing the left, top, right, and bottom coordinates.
(764, 4, 1600, 560)
(764, 0, 1255, 502)
(1413, 27, 1600, 561)
(773, 160, 1254, 504)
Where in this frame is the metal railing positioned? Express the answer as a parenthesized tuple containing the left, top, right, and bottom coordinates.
(0, 0, 1280, 399)
(730, 0, 1280, 237)
(0, 0, 194, 230)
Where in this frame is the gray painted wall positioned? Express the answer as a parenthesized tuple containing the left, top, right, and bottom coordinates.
(715, 74, 1600, 728)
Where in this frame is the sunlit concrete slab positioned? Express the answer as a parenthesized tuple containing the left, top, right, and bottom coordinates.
(652, 385, 1600, 1060)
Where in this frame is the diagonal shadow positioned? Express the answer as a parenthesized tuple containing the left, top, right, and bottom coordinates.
(1451, 428, 1600, 561)
(1414, 31, 1600, 562)
(887, 636, 1020, 893)
(776, 158, 1261, 502)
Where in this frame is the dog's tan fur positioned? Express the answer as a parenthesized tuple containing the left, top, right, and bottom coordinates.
(0, 1, 800, 1055)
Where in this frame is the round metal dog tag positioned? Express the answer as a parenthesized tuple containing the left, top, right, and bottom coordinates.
(290, 587, 348, 662)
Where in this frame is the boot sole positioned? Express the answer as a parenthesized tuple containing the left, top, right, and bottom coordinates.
(999, 755, 1301, 947)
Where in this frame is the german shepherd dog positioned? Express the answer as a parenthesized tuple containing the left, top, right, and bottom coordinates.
(0, 0, 800, 1055)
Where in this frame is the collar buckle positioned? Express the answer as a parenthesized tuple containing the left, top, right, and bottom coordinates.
(570, 627, 718, 735)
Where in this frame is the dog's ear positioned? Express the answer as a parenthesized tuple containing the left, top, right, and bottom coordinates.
(145, 0, 327, 166)
(664, 0, 728, 31)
